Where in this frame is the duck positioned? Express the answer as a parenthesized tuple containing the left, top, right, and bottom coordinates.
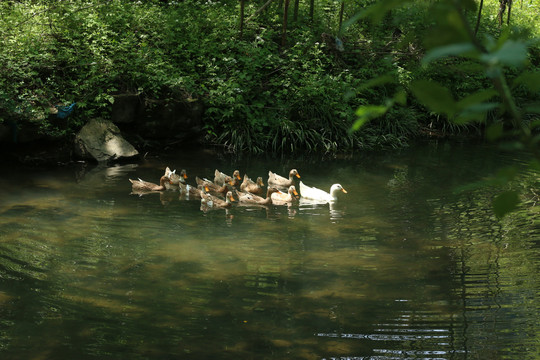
(214, 169, 242, 187)
(164, 167, 187, 190)
(196, 176, 234, 197)
(201, 190, 236, 209)
(236, 187, 280, 206)
(129, 175, 171, 192)
(271, 185, 299, 204)
(240, 174, 265, 195)
(268, 169, 300, 189)
(299, 181, 347, 202)
(179, 183, 207, 200)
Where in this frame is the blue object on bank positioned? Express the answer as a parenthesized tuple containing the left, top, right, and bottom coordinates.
(56, 102, 77, 119)
(335, 37, 344, 52)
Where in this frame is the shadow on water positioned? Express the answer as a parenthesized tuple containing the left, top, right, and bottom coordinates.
(0, 142, 538, 359)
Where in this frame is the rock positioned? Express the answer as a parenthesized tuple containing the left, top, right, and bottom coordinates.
(74, 119, 139, 162)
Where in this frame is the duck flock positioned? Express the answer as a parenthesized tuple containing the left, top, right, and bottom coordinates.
(129, 167, 347, 209)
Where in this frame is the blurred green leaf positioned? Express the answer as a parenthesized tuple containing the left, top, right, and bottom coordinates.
(358, 75, 395, 92)
(486, 123, 504, 141)
(496, 166, 519, 183)
(410, 80, 456, 116)
(343, 0, 411, 28)
(393, 90, 407, 106)
(452, 103, 499, 125)
(499, 141, 525, 151)
(422, 43, 477, 65)
(351, 105, 388, 131)
(480, 40, 528, 67)
(493, 190, 520, 218)
(423, 5, 471, 48)
(512, 71, 540, 92)
(529, 159, 540, 171)
(457, 89, 498, 108)
(453, 89, 499, 125)
(454, 103, 498, 124)
(524, 103, 540, 114)
(530, 120, 540, 129)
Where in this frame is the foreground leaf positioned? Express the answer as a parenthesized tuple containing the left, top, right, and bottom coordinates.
(480, 40, 528, 68)
(422, 43, 477, 65)
(493, 191, 520, 218)
(351, 105, 388, 131)
(410, 80, 456, 116)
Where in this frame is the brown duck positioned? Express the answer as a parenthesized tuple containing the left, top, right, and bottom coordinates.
(201, 190, 236, 209)
(196, 176, 234, 197)
(129, 175, 171, 192)
(240, 174, 265, 195)
(271, 185, 299, 204)
(164, 167, 188, 190)
(236, 187, 280, 206)
(268, 169, 300, 189)
(214, 169, 242, 187)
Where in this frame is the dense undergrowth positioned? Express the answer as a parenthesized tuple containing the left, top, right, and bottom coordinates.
(1, 0, 539, 153)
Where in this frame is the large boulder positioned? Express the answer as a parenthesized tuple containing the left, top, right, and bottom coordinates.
(74, 119, 139, 162)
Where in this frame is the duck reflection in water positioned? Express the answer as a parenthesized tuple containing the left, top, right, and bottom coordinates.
(329, 202, 345, 222)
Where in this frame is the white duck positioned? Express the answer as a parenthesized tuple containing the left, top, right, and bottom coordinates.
(299, 181, 347, 202)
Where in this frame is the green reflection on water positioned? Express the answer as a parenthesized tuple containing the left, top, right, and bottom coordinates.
(0, 142, 538, 359)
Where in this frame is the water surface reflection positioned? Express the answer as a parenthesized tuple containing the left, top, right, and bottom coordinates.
(0, 143, 538, 359)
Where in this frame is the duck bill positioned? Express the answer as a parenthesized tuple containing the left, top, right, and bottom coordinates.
(183, 173, 188, 179)
(341, 188, 348, 193)
(295, 173, 301, 178)
(292, 189, 299, 197)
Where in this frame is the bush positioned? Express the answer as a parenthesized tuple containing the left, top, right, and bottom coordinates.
(1, 0, 539, 153)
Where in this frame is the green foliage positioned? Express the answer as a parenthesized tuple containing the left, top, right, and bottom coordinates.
(1, 0, 540, 156)
(349, 0, 540, 218)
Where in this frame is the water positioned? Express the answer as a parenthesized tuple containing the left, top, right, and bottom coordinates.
(0, 141, 538, 359)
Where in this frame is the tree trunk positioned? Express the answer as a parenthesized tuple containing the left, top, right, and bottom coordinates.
(507, 0, 513, 25)
(474, 0, 483, 35)
(498, 0, 508, 26)
(239, 0, 245, 37)
(282, 0, 290, 47)
(293, 0, 299, 22)
(338, 1, 345, 35)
